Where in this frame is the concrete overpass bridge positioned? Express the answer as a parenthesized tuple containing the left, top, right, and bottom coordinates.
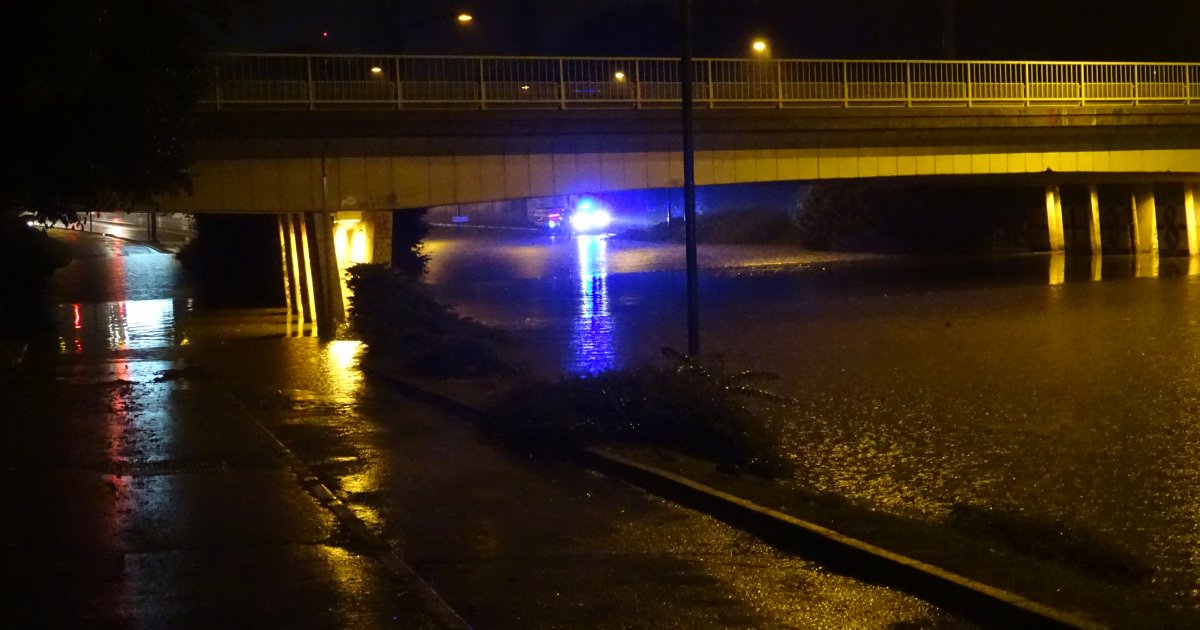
(168, 53, 1200, 329)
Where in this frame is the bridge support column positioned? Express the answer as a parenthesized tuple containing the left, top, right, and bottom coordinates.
(1185, 184, 1199, 256)
(286, 214, 306, 324)
(277, 214, 295, 319)
(1045, 186, 1065, 252)
(1087, 184, 1102, 255)
(297, 213, 319, 327)
(307, 208, 390, 333)
(277, 213, 319, 333)
(1131, 185, 1159, 255)
(311, 211, 344, 334)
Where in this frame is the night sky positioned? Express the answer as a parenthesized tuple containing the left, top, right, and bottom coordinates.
(208, 0, 1200, 61)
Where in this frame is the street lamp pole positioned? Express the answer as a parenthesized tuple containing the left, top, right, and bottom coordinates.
(679, 0, 700, 357)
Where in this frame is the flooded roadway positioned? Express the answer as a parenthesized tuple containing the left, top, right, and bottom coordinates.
(426, 226, 1200, 612)
(1, 229, 963, 627)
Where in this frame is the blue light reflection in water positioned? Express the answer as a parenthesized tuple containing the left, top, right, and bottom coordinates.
(571, 235, 617, 375)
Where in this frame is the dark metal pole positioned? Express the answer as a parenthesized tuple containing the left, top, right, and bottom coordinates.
(680, 0, 700, 356)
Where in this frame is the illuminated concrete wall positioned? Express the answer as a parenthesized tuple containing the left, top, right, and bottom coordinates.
(164, 147, 1200, 214)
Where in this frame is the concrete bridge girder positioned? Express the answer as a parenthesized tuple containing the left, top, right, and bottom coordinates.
(174, 106, 1200, 214)
(167, 146, 1200, 216)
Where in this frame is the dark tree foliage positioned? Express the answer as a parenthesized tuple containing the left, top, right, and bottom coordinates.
(391, 209, 431, 278)
(2, 0, 239, 225)
(346, 263, 509, 377)
(0, 1, 243, 331)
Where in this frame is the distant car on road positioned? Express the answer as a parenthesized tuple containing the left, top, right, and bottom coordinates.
(528, 196, 613, 234)
(567, 198, 613, 234)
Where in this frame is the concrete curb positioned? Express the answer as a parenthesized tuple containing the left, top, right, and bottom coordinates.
(577, 448, 1106, 630)
(369, 368, 1108, 630)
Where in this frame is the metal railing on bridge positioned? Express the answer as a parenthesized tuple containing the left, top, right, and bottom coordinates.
(203, 53, 1200, 110)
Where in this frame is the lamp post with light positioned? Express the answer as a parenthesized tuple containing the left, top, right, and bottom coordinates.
(365, 11, 474, 84)
(378, 10, 475, 52)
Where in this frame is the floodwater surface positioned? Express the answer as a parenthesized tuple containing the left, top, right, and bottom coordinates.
(425, 226, 1200, 606)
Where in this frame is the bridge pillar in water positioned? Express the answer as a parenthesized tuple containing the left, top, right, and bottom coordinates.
(1061, 185, 1102, 254)
(1186, 184, 1199, 256)
(1131, 185, 1159, 255)
(276, 213, 320, 333)
(311, 211, 343, 333)
(1045, 186, 1065, 252)
(1087, 185, 1102, 255)
(318, 209, 393, 328)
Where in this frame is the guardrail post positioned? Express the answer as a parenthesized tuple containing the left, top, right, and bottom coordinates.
(776, 60, 784, 108)
(1024, 62, 1030, 106)
(842, 61, 849, 107)
(395, 56, 403, 109)
(306, 56, 314, 110)
(966, 62, 973, 107)
(1133, 64, 1140, 106)
(634, 60, 642, 109)
(707, 59, 714, 108)
(479, 58, 487, 109)
(1080, 62, 1086, 106)
(214, 61, 222, 111)
(558, 58, 566, 109)
(905, 62, 912, 107)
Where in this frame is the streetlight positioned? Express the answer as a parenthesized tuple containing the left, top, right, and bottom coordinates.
(404, 11, 474, 30)
(613, 70, 626, 82)
(751, 38, 770, 57)
(387, 11, 476, 51)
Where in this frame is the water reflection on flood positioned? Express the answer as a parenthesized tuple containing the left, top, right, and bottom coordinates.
(323, 339, 365, 404)
(424, 228, 1200, 603)
(56, 299, 193, 353)
(573, 235, 616, 374)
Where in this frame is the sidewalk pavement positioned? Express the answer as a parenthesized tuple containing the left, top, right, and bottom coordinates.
(0, 340, 446, 628)
(201, 336, 968, 629)
(2, 320, 965, 628)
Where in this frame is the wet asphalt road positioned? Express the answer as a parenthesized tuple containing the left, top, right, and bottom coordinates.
(1, 230, 964, 627)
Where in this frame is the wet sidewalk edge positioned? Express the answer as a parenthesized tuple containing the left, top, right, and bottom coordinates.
(218, 385, 473, 630)
(367, 367, 1107, 630)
